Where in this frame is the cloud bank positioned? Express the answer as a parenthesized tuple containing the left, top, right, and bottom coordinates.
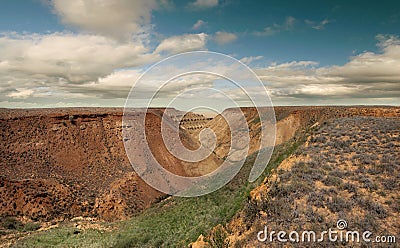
(0, 1, 398, 107)
(255, 35, 400, 104)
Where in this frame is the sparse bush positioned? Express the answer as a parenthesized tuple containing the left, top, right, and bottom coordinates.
(307, 191, 326, 208)
(310, 135, 327, 143)
(382, 178, 398, 190)
(359, 177, 378, 191)
(369, 202, 388, 218)
(327, 196, 353, 213)
(356, 198, 388, 218)
(1, 217, 23, 230)
(23, 222, 41, 232)
(305, 206, 324, 223)
(322, 175, 342, 186)
(209, 225, 230, 248)
(329, 169, 349, 179)
(340, 182, 357, 193)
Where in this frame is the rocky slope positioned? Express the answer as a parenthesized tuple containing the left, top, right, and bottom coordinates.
(200, 106, 399, 161)
(0, 106, 398, 224)
(200, 114, 400, 247)
(0, 108, 222, 223)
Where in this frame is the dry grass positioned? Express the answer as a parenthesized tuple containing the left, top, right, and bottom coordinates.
(227, 116, 399, 247)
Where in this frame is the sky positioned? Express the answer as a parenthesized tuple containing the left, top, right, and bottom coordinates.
(0, 0, 399, 108)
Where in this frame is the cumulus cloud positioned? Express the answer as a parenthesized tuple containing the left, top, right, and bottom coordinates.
(155, 33, 208, 54)
(50, 0, 158, 40)
(254, 16, 295, 36)
(192, 19, 207, 30)
(0, 31, 164, 107)
(189, 0, 218, 9)
(255, 36, 400, 104)
(214, 31, 237, 45)
(0, 0, 212, 108)
(0, 32, 155, 83)
(62, 69, 144, 99)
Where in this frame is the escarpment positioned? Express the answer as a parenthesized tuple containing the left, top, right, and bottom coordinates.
(0, 106, 398, 223)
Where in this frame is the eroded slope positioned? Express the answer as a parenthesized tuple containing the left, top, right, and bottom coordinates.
(223, 116, 399, 247)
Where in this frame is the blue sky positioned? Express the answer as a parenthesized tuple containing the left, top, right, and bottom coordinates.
(0, 0, 399, 107)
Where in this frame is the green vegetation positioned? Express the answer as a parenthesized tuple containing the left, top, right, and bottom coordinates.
(16, 135, 306, 247)
(1, 217, 24, 231)
(0, 217, 41, 232)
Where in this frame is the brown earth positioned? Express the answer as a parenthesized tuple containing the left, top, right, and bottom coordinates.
(0, 108, 222, 224)
(199, 114, 399, 247)
(200, 106, 399, 162)
(0, 106, 399, 226)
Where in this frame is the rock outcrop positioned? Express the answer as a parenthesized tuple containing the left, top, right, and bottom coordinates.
(0, 106, 398, 223)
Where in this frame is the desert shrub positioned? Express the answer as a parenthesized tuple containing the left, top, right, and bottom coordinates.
(329, 169, 349, 179)
(389, 200, 400, 212)
(304, 206, 324, 223)
(209, 225, 230, 248)
(321, 187, 338, 195)
(382, 178, 398, 190)
(327, 196, 353, 213)
(322, 175, 342, 186)
(321, 163, 332, 172)
(356, 198, 388, 218)
(353, 215, 378, 232)
(376, 190, 386, 197)
(359, 177, 378, 191)
(308, 169, 325, 180)
(368, 202, 388, 218)
(307, 191, 326, 208)
(277, 168, 285, 175)
(23, 222, 41, 232)
(384, 142, 395, 149)
(340, 182, 357, 194)
(242, 200, 260, 225)
(381, 154, 393, 164)
(310, 135, 327, 143)
(358, 154, 372, 165)
(278, 170, 292, 181)
(355, 165, 366, 174)
(284, 180, 313, 198)
(1, 217, 23, 230)
(264, 196, 293, 218)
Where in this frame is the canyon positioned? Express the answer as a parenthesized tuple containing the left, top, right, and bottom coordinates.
(0, 106, 399, 225)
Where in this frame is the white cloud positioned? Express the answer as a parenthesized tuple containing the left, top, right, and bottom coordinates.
(192, 19, 207, 30)
(376, 34, 400, 48)
(155, 33, 208, 54)
(0, 32, 155, 83)
(0, 0, 214, 107)
(7, 88, 34, 99)
(255, 36, 400, 104)
(50, 0, 158, 40)
(214, 31, 237, 45)
(189, 0, 218, 9)
(323, 35, 400, 84)
(240, 56, 263, 65)
(254, 16, 296, 36)
(305, 19, 331, 30)
(285, 16, 296, 29)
